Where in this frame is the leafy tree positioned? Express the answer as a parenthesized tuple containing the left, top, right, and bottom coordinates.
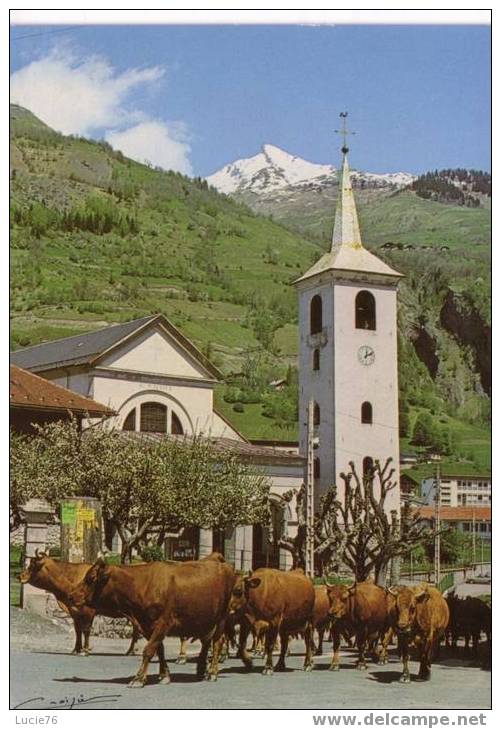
(424, 528, 468, 566)
(411, 411, 437, 447)
(10, 419, 271, 562)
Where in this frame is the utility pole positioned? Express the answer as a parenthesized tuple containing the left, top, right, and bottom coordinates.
(434, 459, 441, 587)
(472, 509, 476, 566)
(305, 399, 315, 578)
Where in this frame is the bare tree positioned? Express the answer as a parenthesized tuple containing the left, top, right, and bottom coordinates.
(278, 458, 434, 583)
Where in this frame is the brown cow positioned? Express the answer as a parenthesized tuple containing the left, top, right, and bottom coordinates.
(229, 567, 315, 676)
(69, 552, 235, 687)
(18, 550, 140, 656)
(446, 592, 491, 656)
(389, 584, 449, 682)
(325, 580, 393, 671)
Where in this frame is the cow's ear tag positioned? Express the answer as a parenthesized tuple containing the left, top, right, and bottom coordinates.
(247, 578, 261, 590)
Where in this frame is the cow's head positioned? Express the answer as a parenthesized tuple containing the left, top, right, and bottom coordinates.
(325, 582, 355, 621)
(18, 549, 53, 587)
(229, 573, 261, 616)
(389, 584, 429, 635)
(68, 556, 109, 610)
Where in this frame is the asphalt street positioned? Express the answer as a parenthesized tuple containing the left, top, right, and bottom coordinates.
(10, 635, 491, 711)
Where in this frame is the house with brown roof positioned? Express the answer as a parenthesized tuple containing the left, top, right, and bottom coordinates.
(10, 364, 114, 435)
(416, 505, 491, 540)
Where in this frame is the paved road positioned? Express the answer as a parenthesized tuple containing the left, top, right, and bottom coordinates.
(452, 582, 491, 598)
(10, 636, 491, 711)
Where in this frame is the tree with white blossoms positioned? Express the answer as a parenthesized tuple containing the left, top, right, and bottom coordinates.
(10, 419, 271, 562)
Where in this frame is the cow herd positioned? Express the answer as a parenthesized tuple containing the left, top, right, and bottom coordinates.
(19, 551, 491, 689)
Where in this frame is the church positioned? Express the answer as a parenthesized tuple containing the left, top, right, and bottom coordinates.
(11, 133, 402, 568)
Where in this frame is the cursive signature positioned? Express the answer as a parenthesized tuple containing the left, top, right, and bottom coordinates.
(13, 693, 122, 710)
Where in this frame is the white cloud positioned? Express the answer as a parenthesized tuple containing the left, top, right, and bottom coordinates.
(10, 49, 164, 136)
(106, 121, 193, 175)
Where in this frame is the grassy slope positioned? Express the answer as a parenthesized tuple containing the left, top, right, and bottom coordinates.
(9, 105, 491, 469)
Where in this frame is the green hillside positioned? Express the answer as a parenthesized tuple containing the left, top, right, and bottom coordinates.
(9, 105, 491, 472)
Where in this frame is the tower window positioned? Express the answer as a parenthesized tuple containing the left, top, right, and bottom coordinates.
(122, 408, 136, 431)
(355, 291, 376, 330)
(140, 402, 167, 433)
(313, 348, 320, 371)
(361, 401, 373, 424)
(363, 456, 374, 479)
(313, 402, 320, 426)
(171, 411, 184, 435)
(310, 295, 323, 334)
(313, 457, 321, 479)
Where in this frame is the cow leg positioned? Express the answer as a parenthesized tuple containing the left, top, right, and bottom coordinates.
(71, 617, 82, 655)
(129, 619, 171, 688)
(329, 627, 341, 671)
(417, 639, 432, 682)
(274, 627, 288, 672)
(315, 627, 324, 656)
(399, 635, 411, 683)
(378, 628, 393, 665)
(196, 638, 211, 681)
(262, 624, 279, 676)
(355, 630, 368, 670)
(464, 632, 471, 655)
(176, 637, 188, 664)
(126, 624, 140, 656)
(237, 620, 253, 671)
(157, 641, 171, 685)
(83, 624, 92, 655)
(303, 622, 314, 672)
(205, 635, 224, 682)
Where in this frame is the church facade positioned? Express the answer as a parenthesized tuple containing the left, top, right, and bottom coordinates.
(10, 314, 304, 570)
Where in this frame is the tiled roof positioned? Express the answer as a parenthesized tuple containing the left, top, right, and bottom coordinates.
(10, 313, 222, 379)
(118, 431, 306, 466)
(417, 506, 491, 522)
(10, 365, 115, 417)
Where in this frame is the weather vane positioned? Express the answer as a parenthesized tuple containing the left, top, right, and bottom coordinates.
(335, 111, 355, 155)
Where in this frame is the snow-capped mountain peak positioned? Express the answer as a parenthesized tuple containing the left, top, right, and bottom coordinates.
(206, 145, 415, 196)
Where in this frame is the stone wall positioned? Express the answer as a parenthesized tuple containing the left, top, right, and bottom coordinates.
(10, 523, 61, 549)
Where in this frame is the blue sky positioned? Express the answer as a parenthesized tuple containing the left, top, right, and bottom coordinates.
(10, 24, 491, 176)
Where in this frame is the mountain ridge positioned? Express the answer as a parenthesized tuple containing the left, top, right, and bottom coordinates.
(207, 143, 416, 196)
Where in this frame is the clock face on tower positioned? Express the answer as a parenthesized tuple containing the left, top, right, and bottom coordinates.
(358, 345, 375, 366)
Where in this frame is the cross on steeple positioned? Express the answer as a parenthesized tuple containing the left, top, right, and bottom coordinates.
(335, 111, 355, 155)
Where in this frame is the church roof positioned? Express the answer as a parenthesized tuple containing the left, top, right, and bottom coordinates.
(10, 313, 222, 380)
(294, 154, 403, 285)
(120, 431, 306, 466)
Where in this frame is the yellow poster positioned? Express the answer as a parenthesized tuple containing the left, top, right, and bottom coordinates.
(75, 507, 96, 542)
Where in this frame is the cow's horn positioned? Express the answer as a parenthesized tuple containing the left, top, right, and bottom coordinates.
(323, 574, 336, 586)
(34, 548, 40, 558)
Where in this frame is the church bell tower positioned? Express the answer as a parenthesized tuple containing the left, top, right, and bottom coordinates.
(293, 114, 403, 512)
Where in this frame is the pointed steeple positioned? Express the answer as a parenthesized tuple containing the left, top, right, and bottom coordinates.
(331, 152, 363, 251)
(293, 114, 403, 286)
